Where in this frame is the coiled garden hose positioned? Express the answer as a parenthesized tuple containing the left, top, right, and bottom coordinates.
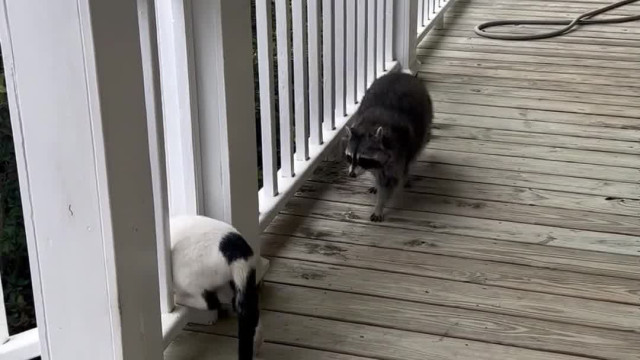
(474, 0, 640, 40)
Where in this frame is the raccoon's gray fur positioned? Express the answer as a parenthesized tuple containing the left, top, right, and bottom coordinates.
(345, 72, 433, 222)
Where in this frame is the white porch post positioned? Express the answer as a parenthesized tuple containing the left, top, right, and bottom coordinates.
(0, 0, 163, 359)
(394, 0, 419, 74)
(189, 0, 262, 255)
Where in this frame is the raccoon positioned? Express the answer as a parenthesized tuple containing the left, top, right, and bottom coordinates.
(345, 72, 433, 222)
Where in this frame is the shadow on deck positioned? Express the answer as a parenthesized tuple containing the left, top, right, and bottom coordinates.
(166, 0, 640, 358)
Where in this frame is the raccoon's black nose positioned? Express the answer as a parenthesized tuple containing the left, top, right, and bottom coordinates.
(348, 171, 357, 178)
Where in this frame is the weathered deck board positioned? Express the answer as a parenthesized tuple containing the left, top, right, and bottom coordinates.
(262, 235, 640, 304)
(282, 197, 640, 255)
(191, 311, 594, 360)
(419, 48, 640, 72)
(295, 181, 640, 236)
(428, 80, 640, 109)
(421, 150, 640, 183)
(252, 284, 640, 360)
(266, 215, 640, 280)
(420, 54, 640, 79)
(434, 101, 640, 129)
(428, 138, 640, 168)
(312, 163, 640, 216)
(429, 91, 640, 119)
(431, 124, 640, 153)
(166, 331, 374, 360)
(167, 1, 640, 358)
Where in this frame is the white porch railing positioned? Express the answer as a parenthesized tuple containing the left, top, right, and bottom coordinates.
(0, 0, 456, 358)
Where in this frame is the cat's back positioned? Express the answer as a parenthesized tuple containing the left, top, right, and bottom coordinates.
(170, 215, 239, 274)
(170, 215, 237, 247)
(170, 215, 246, 294)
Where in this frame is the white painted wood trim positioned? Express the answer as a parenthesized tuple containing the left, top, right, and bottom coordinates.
(256, 0, 278, 197)
(275, 0, 295, 178)
(356, 0, 367, 99)
(292, 0, 310, 161)
(138, 0, 174, 316)
(416, 0, 456, 43)
(191, 0, 261, 252)
(323, 0, 336, 131)
(345, 0, 357, 106)
(308, 0, 323, 145)
(384, 0, 394, 66)
(334, 0, 347, 118)
(0, 0, 164, 358)
(155, 0, 202, 217)
(393, 0, 419, 74)
(367, 0, 377, 84)
(161, 306, 190, 348)
(0, 329, 40, 360)
(376, 0, 386, 76)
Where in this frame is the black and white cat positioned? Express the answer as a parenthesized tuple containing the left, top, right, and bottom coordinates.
(171, 215, 263, 359)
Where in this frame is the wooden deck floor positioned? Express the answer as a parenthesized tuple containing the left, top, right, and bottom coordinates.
(166, 0, 640, 359)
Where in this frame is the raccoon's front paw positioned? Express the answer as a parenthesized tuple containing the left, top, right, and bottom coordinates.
(368, 187, 378, 194)
(370, 212, 384, 222)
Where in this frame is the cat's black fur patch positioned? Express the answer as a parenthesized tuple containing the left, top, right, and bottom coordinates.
(229, 280, 238, 313)
(219, 232, 254, 264)
(237, 269, 259, 360)
(202, 289, 221, 311)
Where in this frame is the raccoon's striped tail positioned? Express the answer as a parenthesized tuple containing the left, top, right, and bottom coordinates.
(234, 266, 259, 360)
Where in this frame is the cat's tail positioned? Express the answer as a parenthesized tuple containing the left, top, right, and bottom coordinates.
(231, 260, 261, 360)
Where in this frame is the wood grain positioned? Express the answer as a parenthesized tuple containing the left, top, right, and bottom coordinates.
(417, 42, 640, 63)
(282, 197, 640, 255)
(427, 137, 639, 168)
(410, 161, 640, 199)
(431, 124, 640, 155)
(420, 149, 640, 184)
(192, 310, 595, 360)
(263, 258, 640, 332)
(434, 101, 640, 130)
(431, 113, 640, 147)
(265, 214, 640, 280)
(428, 91, 639, 120)
(262, 234, 640, 304)
(295, 181, 640, 237)
(418, 48, 640, 72)
(419, 50, 640, 77)
(421, 66, 640, 97)
(165, 331, 373, 360)
(313, 163, 640, 217)
(426, 78, 640, 109)
(256, 283, 640, 360)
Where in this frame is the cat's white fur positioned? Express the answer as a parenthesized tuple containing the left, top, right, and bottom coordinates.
(170, 215, 262, 359)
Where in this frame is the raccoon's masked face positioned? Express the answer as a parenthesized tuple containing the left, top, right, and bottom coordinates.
(344, 126, 390, 177)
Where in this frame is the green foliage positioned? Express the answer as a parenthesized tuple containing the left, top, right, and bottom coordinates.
(0, 48, 36, 334)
